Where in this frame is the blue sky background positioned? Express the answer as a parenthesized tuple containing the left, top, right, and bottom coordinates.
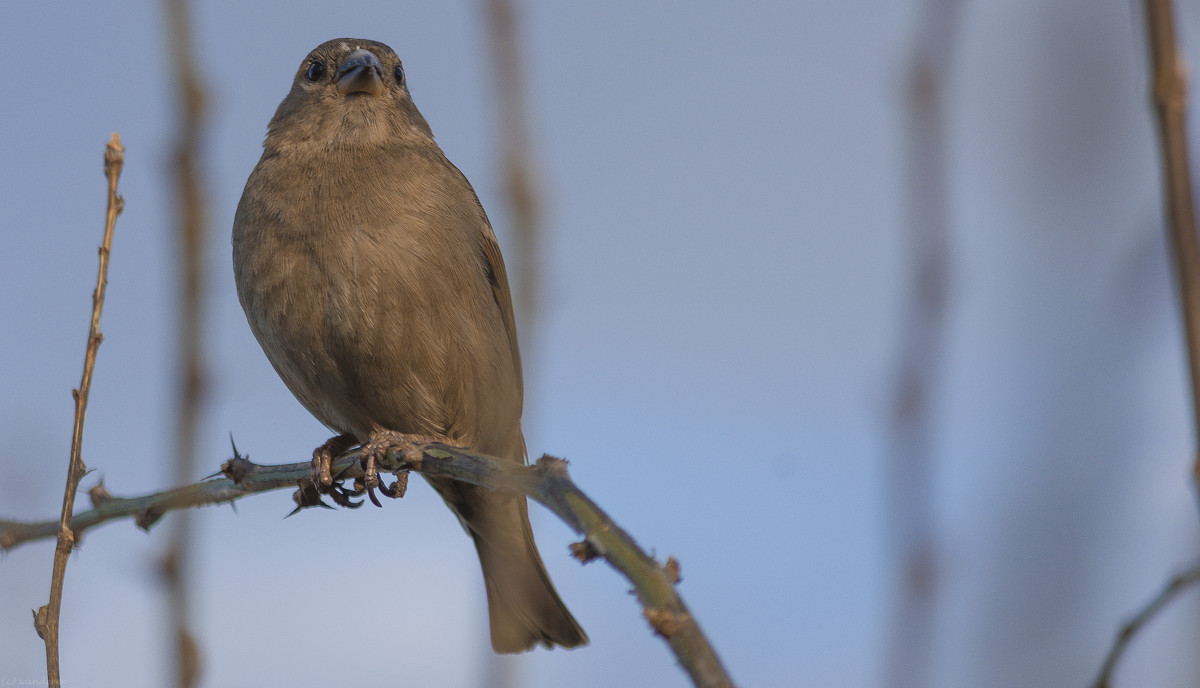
(3, 2, 1200, 687)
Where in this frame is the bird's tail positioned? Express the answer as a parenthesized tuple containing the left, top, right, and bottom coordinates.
(429, 476, 588, 653)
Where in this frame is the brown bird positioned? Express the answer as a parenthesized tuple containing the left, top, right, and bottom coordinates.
(232, 38, 586, 653)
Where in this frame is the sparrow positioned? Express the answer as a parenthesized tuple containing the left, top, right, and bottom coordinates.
(232, 38, 586, 653)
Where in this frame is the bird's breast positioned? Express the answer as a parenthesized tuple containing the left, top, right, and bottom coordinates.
(233, 150, 519, 449)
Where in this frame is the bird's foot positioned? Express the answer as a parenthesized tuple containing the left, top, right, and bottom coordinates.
(305, 428, 442, 509)
(358, 425, 423, 507)
(312, 433, 358, 487)
(308, 433, 364, 508)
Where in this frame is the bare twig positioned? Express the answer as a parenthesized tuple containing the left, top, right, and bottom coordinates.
(1144, 0, 1200, 476)
(1092, 1, 1200, 683)
(34, 133, 125, 687)
(884, 3, 961, 687)
(4, 440, 737, 688)
(163, 0, 208, 685)
(1091, 561, 1200, 688)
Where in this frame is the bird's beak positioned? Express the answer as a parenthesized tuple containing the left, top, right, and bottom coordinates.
(336, 49, 384, 97)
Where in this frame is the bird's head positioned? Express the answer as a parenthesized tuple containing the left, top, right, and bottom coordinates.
(265, 38, 433, 150)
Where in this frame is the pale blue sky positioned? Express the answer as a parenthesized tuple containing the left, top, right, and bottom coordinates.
(3, 2, 1200, 687)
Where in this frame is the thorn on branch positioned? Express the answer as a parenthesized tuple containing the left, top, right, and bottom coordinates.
(664, 556, 682, 584)
(33, 606, 49, 639)
(229, 434, 244, 459)
(137, 506, 165, 531)
(644, 608, 685, 638)
(89, 480, 112, 507)
(570, 538, 601, 563)
(221, 456, 255, 485)
(534, 453, 571, 479)
(289, 479, 331, 515)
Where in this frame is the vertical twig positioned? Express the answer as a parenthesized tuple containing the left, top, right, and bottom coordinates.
(34, 133, 125, 687)
(884, 2, 961, 687)
(1091, 1, 1200, 683)
(1144, 0, 1200, 476)
(164, 0, 208, 685)
(485, 0, 544, 364)
(483, 2, 544, 684)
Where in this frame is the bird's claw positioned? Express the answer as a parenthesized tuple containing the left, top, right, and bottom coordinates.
(362, 445, 382, 507)
(304, 428, 415, 511)
(327, 482, 365, 509)
(299, 433, 367, 511)
(311, 433, 357, 488)
(380, 471, 409, 499)
(357, 425, 420, 507)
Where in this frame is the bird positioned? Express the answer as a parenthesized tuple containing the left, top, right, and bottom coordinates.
(232, 37, 586, 653)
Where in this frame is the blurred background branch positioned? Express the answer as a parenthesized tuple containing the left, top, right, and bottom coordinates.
(484, 0, 544, 358)
(483, 2, 544, 684)
(884, 2, 961, 686)
(163, 0, 209, 685)
(1093, 559, 1200, 688)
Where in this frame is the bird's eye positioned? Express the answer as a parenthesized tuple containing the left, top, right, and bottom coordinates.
(393, 65, 405, 86)
(305, 61, 326, 82)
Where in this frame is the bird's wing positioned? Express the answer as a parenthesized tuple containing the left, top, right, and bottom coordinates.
(478, 219, 524, 400)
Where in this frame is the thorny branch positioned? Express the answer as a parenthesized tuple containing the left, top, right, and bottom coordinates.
(3, 439, 737, 688)
(34, 133, 125, 687)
